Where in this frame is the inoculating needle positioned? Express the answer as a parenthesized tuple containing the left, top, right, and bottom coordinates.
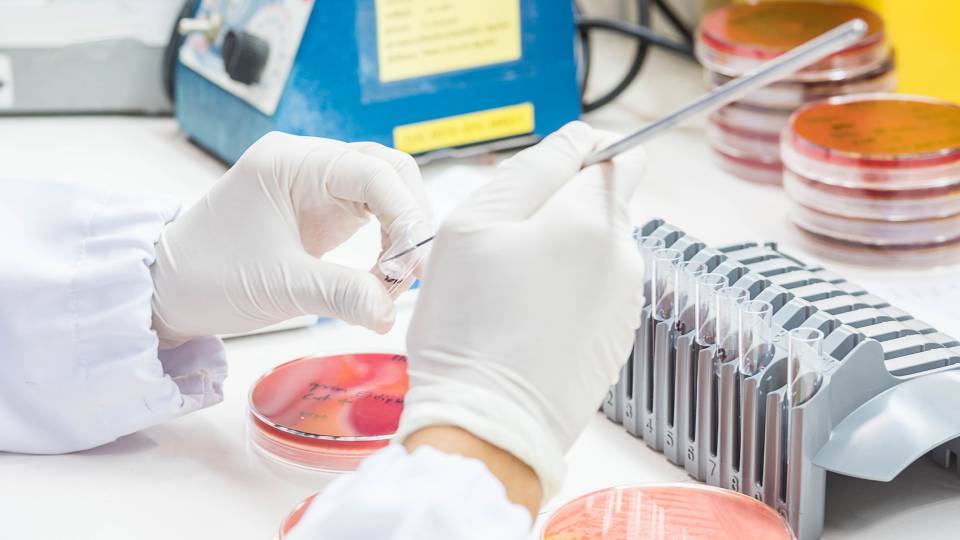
(581, 19, 868, 167)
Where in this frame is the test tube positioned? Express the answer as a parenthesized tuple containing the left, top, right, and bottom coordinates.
(651, 248, 682, 321)
(787, 327, 825, 407)
(636, 235, 666, 305)
(715, 286, 749, 362)
(675, 261, 707, 334)
(738, 300, 775, 377)
(695, 273, 729, 346)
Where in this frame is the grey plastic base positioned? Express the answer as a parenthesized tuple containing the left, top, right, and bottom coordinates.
(603, 219, 960, 540)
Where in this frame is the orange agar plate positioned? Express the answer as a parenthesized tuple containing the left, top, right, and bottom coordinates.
(542, 484, 793, 540)
(699, 2, 883, 60)
(248, 352, 408, 472)
(788, 95, 960, 166)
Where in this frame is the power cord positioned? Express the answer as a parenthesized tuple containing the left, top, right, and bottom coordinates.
(577, 0, 696, 113)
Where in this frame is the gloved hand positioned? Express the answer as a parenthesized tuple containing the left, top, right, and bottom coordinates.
(397, 121, 646, 501)
(151, 132, 433, 349)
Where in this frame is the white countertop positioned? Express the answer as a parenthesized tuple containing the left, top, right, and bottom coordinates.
(2, 43, 959, 540)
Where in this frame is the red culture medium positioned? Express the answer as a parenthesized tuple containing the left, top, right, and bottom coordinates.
(248, 352, 408, 472)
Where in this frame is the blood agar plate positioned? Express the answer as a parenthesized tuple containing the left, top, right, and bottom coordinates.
(541, 484, 793, 540)
(782, 94, 960, 262)
(697, 1, 888, 81)
(248, 352, 408, 472)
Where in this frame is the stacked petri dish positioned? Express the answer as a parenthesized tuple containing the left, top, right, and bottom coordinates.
(697, 1, 896, 184)
(782, 93, 960, 263)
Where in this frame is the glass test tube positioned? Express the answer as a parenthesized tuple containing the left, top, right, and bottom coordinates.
(738, 300, 775, 377)
(695, 273, 729, 346)
(652, 248, 682, 321)
(675, 261, 707, 334)
(787, 327, 825, 407)
(715, 286, 749, 362)
(637, 236, 666, 306)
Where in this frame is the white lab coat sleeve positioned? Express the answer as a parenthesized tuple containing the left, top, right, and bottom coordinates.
(0, 178, 227, 454)
(287, 445, 533, 540)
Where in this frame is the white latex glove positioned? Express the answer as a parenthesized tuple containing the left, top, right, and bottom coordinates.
(151, 132, 433, 349)
(397, 121, 646, 501)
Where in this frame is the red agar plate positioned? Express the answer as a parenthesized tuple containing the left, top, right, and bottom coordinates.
(542, 484, 793, 540)
(248, 352, 408, 472)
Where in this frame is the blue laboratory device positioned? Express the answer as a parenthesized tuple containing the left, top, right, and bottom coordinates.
(175, 0, 581, 163)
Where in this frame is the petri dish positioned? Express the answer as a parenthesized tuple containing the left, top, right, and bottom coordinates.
(697, 1, 888, 81)
(781, 94, 960, 253)
(706, 55, 896, 111)
(790, 204, 960, 249)
(541, 484, 793, 540)
(783, 169, 960, 222)
(708, 117, 781, 159)
(248, 352, 408, 473)
(784, 94, 960, 174)
(276, 494, 317, 540)
(713, 143, 784, 185)
(712, 102, 794, 137)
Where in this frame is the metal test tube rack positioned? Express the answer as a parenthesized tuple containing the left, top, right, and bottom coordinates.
(603, 219, 960, 540)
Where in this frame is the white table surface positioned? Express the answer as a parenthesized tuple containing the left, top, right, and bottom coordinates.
(2, 43, 959, 539)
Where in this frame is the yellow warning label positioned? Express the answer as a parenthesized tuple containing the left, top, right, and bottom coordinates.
(375, 0, 522, 82)
(393, 103, 535, 154)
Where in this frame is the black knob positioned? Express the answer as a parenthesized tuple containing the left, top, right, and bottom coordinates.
(222, 30, 270, 85)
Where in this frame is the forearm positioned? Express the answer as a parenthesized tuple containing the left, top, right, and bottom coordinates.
(404, 426, 543, 519)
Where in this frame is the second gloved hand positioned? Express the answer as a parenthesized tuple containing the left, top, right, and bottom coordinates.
(397, 122, 646, 501)
(151, 132, 433, 349)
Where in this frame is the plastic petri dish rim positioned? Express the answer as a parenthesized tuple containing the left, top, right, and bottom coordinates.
(541, 483, 793, 540)
(785, 93, 960, 171)
(706, 54, 896, 111)
(697, 1, 887, 81)
(248, 352, 408, 472)
(783, 168, 960, 222)
(276, 494, 318, 540)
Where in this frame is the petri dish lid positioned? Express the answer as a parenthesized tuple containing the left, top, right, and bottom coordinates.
(250, 352, 408, 442)
(698, 1, 886, 80)
(541, 484, 793, 539)
(786, 94, 960, 170)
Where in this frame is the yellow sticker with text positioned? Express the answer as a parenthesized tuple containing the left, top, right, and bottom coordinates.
(375, 0, 522, 82)
(393, 103, 534, 154)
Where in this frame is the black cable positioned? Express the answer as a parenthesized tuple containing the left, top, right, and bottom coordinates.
(574, 2, 593, 99)
(653, 0, 694, 46)
(577, 18, 694, 58)
(163, 0, 200, 103)
(580, 0, 651, 113)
